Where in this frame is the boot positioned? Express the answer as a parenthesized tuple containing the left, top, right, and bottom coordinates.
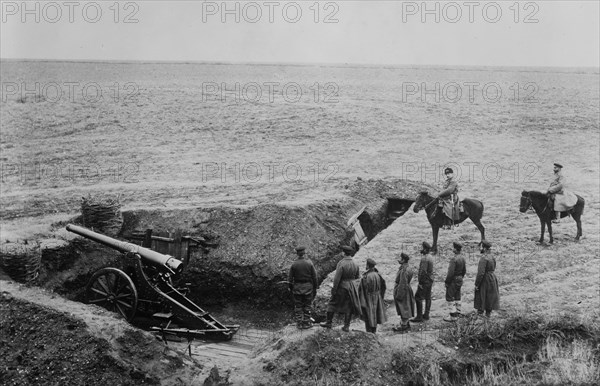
(342, 313, 352, 332)
(448, 301, 457, 317)
(454, 301, 462, 317)
(320, 312, 333, 328)
(411, 300, 424, 323)
(485, 310, 492, 318)
(400, 325, 411, 333)
(393, 322, 411, 334)
(423, 299, 431, 320)
(552, 211, 560, 223)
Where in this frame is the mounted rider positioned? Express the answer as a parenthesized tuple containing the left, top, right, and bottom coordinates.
(547, 163, 577, 223)
(437, 167, 460, 225)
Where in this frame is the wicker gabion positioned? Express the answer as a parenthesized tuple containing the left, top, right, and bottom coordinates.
(81, 194, 123, 237)
(0, 242, 41, 283)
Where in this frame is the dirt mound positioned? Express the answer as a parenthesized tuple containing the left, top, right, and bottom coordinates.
(261, 329, 393, 385)
(32, 178, 427, 308)
(0, 290, 204, 385)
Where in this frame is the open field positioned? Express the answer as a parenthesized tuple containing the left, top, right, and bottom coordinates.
(1, 61, 599, 384)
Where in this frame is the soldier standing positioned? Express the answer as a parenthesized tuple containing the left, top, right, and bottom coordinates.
(358, 258, 387, 333)
(392, 252, 415, 333)
(288, 246, 318, 329)
(320, 245, 360, 332)
(474, 240, 500, 318)
(412, 242, 434, 323)
(443, 242, 466, 322)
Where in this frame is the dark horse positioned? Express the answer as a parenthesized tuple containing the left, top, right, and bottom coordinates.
(519, 190, 584, 244)
(413, 191, 485, 253)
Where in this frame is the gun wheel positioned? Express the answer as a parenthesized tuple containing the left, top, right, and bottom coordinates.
(86, 267, 138, 322)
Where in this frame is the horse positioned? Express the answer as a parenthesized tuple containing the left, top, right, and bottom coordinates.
(519, 190, 584, 244)
(413, 191, 485, 253)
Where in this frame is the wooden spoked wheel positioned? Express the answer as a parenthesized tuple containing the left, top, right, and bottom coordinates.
(85, 267, 138, 321)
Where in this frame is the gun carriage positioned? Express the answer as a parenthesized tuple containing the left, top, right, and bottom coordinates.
(66, 224, 238, 341)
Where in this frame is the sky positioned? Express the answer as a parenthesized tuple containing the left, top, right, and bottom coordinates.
(1, 0, 599, 67)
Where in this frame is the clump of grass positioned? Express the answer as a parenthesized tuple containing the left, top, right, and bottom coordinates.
(391, 348, 443, 385)
(442, 313, 599, 353)
(540, 337, 599, 384)
(390, 313, 600, 385)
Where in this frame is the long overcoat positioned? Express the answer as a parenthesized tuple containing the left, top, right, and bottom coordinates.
(474, 254, 500, 311)
(394, 263, 415, 318)
(548, 173, 577, 211)
(359, 268, 387, 327)
(438, 177, 460, 220)
(327, 257, 360, 314)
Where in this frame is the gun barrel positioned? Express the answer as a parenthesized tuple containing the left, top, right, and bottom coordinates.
(66, 224, 183, 274)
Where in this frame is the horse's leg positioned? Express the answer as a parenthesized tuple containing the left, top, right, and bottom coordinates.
(539, 219, 545, 244)
(574, 212, 582, 240)
(472, 218, 485, 242)
(547, 220, 553, 244)
(432, 225, 439, 254)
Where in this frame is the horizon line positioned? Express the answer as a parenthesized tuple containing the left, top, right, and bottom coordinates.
(1, 57, 598, 72)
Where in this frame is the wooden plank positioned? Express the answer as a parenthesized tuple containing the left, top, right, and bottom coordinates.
(200, 344, 250, 354)
(192, 346, 249, 356)
(191, 350, 246, 358)
(234, 328, 271, 337)
(210, 340, 255, 349)
(198, 337, 255, 347)
(193, 351, 247, 359)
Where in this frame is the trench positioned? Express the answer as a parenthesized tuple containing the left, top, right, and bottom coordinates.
(1, 178, 422, 332)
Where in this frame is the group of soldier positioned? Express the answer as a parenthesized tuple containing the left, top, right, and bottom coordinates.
(288, 240, 500, 333)
(287, 162, 572, 332)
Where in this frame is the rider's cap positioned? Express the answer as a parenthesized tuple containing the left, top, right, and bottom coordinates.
(295, 246, 306, 253)
(553, 163, 563, 169)
(399, 252, 410, 262)
(341, 245, 354, 254)
(366, 258, 376, 266)
(453, 242, 463, 252)
(444, 167, 453, 174)
(480, 240, 492, 250)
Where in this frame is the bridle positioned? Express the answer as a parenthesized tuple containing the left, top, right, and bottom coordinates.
(521, 195, 533, 213)
(521, 193, 549, 214)
(414, 194, 433, 212)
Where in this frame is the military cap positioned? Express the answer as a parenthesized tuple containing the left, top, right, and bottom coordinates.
(444, 167, 453, 174)
(480, 240, 492, 250)
(341, 245, 354, 254)
(553, 163, 563, 169)
(452, 242, 462, 252)
(295, 246, 306, 253)
(399, 252, 410, 262)
(366, 258, 376, 266)
(421, 241, 432, 253)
